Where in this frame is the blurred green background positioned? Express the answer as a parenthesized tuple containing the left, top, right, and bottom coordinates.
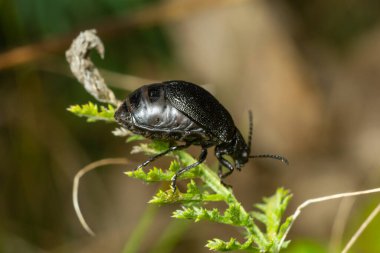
(1, 0, 380, 252)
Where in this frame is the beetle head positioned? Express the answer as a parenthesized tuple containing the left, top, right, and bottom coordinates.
(231, 130, 250, 170)
(231, 111, 252, 169)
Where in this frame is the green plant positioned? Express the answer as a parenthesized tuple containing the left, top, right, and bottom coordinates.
(69, 102, 293, 252)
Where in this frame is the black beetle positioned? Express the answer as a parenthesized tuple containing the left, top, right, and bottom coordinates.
(114, 80, 288, 190)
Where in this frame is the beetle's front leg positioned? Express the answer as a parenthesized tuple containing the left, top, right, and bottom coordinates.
(135, 142, 191, 170)
(217, 164, 233, 188)
(215, 149, 235, 187)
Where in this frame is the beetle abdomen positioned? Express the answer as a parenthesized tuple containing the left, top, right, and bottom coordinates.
(128, 84, 208, 141)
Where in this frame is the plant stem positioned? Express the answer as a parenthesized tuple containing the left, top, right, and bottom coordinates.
(180, 152, 264, 243)
(199, 164, 232, 201)
(122, 204, 158, 253)
(149, 220, 191, 253)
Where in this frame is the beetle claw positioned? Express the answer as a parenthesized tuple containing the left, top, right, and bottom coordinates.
(220, 180, 233, 189)
(170, 175, 178, 193)
(170, 185, 177, 194)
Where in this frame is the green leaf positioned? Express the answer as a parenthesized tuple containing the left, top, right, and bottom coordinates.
(206, 238, 259, 252)
(130, 141, 171, 156)
(251, 211, 267, 224)
(126, 134, 145, 143)
(173, 206, 222, 223)
(168, 160, 181, 172)
(186, 180, 201, 195)
(251, 188, 293, 252)
(224, 204, 250, 226)
(149, 180, 225, 204)
(277, 216, 294, 242)
(125, 165, 201, 183)
(67, 102, 115, 122)
(172, 203, 251, 227)
(149, 140, 170, 153)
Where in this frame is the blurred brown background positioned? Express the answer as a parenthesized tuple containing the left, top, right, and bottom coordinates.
(1, 0, 380, 252)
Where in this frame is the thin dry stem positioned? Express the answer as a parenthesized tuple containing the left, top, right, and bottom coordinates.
(341, 203, 380, 253)
(278, 187, 380, 251)
(73, 158, 130, 236)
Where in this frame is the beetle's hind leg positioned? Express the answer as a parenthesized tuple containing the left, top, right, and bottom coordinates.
(135, 143, 191, 170)
(171, 147, 208, 191)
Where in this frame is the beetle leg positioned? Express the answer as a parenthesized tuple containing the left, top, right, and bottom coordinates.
(135, 143, 191, 170)
(171, 147, 208, 191)
(219, 159, 234, 186)
(215, 150, 235, 187)
(217, 163, 232, 188)
(217, 163, 223, 178)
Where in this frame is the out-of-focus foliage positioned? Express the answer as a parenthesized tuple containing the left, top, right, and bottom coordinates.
(287, 0, 380, 48)
(13, 0, 160, 37)
(284, 240, 327, 253)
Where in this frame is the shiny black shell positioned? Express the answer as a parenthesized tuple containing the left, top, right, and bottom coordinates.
(115, 80, 237, 144)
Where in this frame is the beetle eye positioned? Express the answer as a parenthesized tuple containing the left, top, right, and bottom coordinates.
(129, 89, 141, 109)
(148, 85, 161, 103)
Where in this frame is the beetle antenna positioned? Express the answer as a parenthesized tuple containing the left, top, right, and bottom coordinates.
(247, 110, 253, 153)
(249, 154, 289, 165)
